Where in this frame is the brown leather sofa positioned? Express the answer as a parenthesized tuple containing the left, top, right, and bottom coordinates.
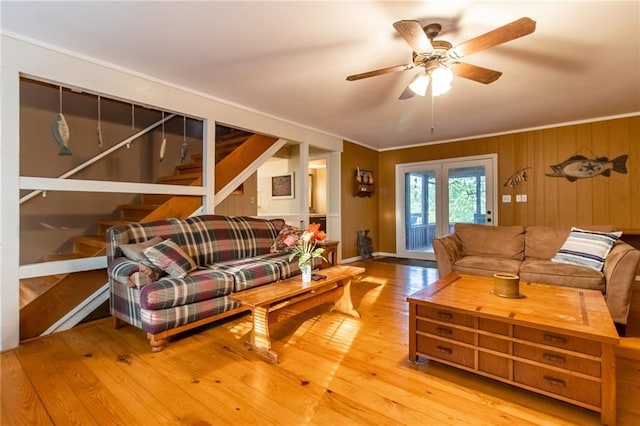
(433, 223, 640, 328)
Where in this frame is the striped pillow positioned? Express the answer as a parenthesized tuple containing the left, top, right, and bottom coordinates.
(143, 239, 197, 279)
(551, 227, 621, 271)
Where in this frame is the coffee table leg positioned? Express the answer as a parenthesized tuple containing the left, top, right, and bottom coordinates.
(331, 278, 360, 318)
(246, 306, 279, 364)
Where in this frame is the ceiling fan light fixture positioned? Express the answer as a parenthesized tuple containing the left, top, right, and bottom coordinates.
(431, 67, 453, 96)
(408, 72, 429, 96)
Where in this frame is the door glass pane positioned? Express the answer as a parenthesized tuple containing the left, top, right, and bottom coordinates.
(404, 171, 436, 252)
(447, 166, 486, 230)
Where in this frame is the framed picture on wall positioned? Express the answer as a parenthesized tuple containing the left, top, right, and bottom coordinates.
(271, 173, 294, 199)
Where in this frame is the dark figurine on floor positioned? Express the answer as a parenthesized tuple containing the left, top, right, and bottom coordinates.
(357, 229, 374, 260)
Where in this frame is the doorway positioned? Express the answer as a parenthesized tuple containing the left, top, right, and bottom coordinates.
(395, 154, 497, 260)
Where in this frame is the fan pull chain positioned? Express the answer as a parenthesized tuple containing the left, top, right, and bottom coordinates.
(59, 86, 63, 113)
(430, 91, 435, 134)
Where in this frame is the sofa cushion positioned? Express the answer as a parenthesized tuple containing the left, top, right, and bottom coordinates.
(453, 255, 521, 277)
(524, 225, 615, 260)
(184, 215, 279, 265)
(207, 257, 281, 292)
(140, 296, 240, 334)
(143, 239, 198, 279)
(138, 269, 236, 310)
(520, 259, 604, 290)
(551, 227, 621, 271)
(256, 252, 322, 279)
(455, 223, 525, 260)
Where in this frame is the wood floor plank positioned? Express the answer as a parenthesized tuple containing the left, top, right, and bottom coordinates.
(56, 330, 178, 425)
(84, 323, 241, 424)
(5, 260, 640, 425)
(0, 351, 53, 425)
(14, 337, 111, 425)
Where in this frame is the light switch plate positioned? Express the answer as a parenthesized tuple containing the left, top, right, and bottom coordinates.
(502, 195, 511, 203)
(516, 194, 522, 202)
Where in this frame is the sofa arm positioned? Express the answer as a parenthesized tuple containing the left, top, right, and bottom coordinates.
(433, 234, 463, 278)
(108, 257, 161, 289)
(602, 241, 640, 325)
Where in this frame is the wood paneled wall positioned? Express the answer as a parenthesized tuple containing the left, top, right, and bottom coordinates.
(341, 143, 379, 259)
(215, 173, 258, 216)
(344, 116, 639, 255)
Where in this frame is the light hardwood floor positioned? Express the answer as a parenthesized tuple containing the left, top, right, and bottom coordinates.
(2, 261, 639, 425)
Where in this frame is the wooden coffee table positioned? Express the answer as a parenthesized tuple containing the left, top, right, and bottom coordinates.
(407, 273, 620, 425)
(231, 265, 364, 364)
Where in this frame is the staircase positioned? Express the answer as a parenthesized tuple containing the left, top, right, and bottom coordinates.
(19, 130, 278, 341)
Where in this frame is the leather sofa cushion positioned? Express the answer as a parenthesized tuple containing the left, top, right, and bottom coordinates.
(455, 223, 525, 260)
(519, 258, 604, 290)
(453, 256, 521, 277)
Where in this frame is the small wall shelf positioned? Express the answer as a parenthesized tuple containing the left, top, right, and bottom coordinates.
(354, 168, 374, 197)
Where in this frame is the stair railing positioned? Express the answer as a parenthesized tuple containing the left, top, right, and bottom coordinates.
(20, 113, 176, 204)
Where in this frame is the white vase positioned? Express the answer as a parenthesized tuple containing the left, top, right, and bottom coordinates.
(301, 263, 312, 283)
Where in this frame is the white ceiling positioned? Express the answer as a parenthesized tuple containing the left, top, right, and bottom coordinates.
(2, 1, 639, 150)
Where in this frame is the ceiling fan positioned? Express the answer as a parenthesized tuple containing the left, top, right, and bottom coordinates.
(346, 17, 536, 99)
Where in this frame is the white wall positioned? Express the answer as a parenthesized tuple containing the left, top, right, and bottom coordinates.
(0, 34, 342, 351)
(257, 157, 299, 215)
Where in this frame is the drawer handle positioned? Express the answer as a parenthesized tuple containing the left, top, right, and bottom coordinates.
(436, 311, 453, 320)
(543, 333, 567, 344)
(436, 346, 452, 355)
(436, 327, 452, 336)
(543, 376, 566, 388)
(543, 353, 566, 364)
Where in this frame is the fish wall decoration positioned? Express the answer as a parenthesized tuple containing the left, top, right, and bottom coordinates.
(546, 155, 628, 182)
(51, 112, 71, 155)
(504, 167, 531, 188)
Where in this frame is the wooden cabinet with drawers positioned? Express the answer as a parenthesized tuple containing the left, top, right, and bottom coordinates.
(407, 274, 619, 425)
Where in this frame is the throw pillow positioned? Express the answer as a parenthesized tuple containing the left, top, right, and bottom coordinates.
(270, 225, 302, 253)
(143, 238, 197, 279)
(551, 227, 622, 271)
(120, 236, 163, 263)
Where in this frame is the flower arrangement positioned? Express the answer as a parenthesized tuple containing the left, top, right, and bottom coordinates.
(285, 223, 327, 268)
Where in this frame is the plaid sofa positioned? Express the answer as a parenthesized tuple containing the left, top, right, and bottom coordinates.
(106, 215, 311, 351)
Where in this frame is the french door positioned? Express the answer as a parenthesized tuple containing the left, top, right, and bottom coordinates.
(395, 154, 497, 260)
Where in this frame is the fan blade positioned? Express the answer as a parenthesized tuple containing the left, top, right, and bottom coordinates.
(399, 85, 416, 100)
(452, 17, 536, 58)
(393, 20, 433, 54)
(346, 64, 414, 81)
(452, 63, 502, 84)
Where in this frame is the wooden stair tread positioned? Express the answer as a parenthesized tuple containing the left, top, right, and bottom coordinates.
(157, 172, 200, 183)
(140, 193, 172, 204)
(216, 131, 253, 145)
(44, 252, 89, 261)
(119, 203, 162, 209)
(20, 275, 62, 308)
(20, 280, 51, 308)
(72, 236, 107, 246)
(98, 219, 135, 228)
(175, 164, 202, 174)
